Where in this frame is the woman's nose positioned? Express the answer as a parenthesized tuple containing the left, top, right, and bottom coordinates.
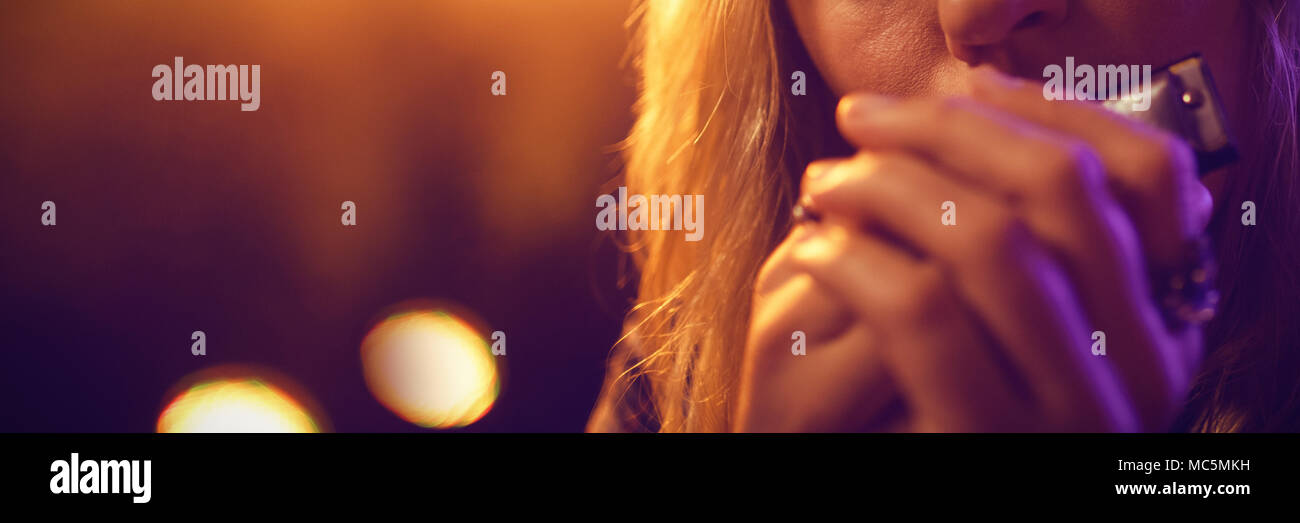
(938, 0, 1067, 64)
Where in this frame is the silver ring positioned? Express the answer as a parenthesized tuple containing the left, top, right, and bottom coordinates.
(1151, 234, 1219, 330)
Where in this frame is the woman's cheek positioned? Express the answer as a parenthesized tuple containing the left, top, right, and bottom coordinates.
(788, 1, 949, 98)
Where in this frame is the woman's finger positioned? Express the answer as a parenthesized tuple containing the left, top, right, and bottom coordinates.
(968, 74, 1213, 376)
(789, 221, 1032, 431)
(741, 219, 899, 431)
(832, 95, 1188, 428)
(802, 154, 1131, 430)
(968, 66, 1214, 264)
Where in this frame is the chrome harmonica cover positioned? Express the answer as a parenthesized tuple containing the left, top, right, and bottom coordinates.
(1101, 55, 1238, 175)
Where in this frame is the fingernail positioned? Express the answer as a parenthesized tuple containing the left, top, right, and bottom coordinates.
(802, 161, 843, 202)
(794, 225, 848, 262)
(837, 92, 894, 123)
(792, 232, 832, 260)
(791, 219, 824, 246)
(805, 161, 832, 180)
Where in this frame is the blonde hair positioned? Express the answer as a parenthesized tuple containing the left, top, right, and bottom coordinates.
(617, 0, 1300, 432)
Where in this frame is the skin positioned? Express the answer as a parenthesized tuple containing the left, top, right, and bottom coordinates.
(735, 0, 1257, 431)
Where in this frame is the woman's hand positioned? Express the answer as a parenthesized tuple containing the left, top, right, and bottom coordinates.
(734, 68, 1210, 432)
(733, 218, 904, 432)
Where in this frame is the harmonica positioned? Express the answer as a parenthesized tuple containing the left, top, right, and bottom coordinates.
(1101, 54, 1238, 176)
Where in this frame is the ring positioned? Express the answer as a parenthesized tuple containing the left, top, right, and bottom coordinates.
(791, 203, 821, 223)
(1151, 234, 1219, 330)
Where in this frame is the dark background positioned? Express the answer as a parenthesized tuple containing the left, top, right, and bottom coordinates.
(0, 0, 636, 432)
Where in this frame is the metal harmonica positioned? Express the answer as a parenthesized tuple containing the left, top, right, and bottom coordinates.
(1101, 54, 1238, 175)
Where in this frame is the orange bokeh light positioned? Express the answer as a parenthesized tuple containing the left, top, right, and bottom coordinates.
(158, 370, 321, 433)
(361, 305, 499, 429)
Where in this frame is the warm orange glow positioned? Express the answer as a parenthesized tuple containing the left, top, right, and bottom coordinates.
(157, 377, 320, 433)
(361, 307, 499, 429)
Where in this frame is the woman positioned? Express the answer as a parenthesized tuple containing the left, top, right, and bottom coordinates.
(588, 0, 1300, 432)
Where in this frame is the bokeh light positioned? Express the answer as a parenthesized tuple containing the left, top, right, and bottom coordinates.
(158, 373, 321, 433)
(361, 305, 500, 429)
